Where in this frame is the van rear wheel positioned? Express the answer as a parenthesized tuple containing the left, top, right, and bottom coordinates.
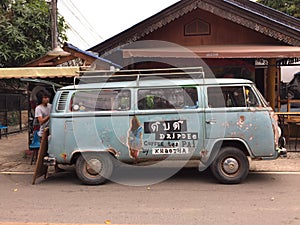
(76, 152, 113, 185)
(210, 147, 249, 184)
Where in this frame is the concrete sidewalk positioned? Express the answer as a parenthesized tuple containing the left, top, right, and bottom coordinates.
(0, 132, 300, 173)
(0, 132, 33, 173)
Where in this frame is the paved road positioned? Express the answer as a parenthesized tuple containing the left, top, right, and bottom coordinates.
(0, 168, 300, 225)
(1, 132, 300, 225)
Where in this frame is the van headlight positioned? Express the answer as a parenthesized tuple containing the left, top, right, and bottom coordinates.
(277, 126, 286, 148)
(277, 126, 282, 138)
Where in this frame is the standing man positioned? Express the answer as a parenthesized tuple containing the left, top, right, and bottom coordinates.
(34, 90, 64, 172)
(35, 90, 51, 138)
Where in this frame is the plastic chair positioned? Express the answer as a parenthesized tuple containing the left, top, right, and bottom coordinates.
(29, 130, 41, 165)
(0, 124, 8, 139)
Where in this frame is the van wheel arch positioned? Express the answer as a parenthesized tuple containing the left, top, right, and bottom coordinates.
(71, 152, 81, 165)
(219, 140, 250, 157)
(71, 151, 117, 165)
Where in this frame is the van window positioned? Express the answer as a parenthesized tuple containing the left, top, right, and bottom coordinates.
(71, 89, 130, 112)
(245, 86, 260, 107)
(138, 87, 198, 110)
(208, 86, 260, 108)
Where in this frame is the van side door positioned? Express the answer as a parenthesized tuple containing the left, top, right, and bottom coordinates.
(133, 86, 203, 161)
(50, 89, 132, 163)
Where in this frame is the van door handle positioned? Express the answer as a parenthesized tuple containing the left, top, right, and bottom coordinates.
(206, 119, 216, 124)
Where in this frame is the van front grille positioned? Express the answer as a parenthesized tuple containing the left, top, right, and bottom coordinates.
(56, 91, 69, 111)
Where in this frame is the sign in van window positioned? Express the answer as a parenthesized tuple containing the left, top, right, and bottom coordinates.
(71, 89, 130, 112)
(138, 87, 198, 110)
(207, 86, 260, 108)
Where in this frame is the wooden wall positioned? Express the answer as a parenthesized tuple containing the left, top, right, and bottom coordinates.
(142, 8, 281, 46)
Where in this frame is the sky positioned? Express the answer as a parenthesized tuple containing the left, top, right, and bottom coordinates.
(57, 0, 180, 50)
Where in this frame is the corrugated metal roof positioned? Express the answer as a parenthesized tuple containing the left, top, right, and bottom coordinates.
(0, 66, 80, 79)
(23, 43, 122, 69)
(227, 0, 300, 31)
(64, 43, 122, 68)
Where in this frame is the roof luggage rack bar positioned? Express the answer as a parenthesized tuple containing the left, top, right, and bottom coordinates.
(79, 66, 204, 74)
(73, 66, 204, 86)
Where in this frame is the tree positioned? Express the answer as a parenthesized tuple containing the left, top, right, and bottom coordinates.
(257, 0, 300, 18)
(0, 0, 68, 67)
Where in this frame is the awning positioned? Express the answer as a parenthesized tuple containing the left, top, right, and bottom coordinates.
(0, 66, 80, 79)
(122, 45, 300, 59)
(24, 42, 121, 69)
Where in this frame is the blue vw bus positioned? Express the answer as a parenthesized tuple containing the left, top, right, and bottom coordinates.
(45, 67, 286, 185)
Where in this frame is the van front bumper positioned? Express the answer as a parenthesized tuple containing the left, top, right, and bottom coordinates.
(43, 156, 57, 166)
(276, 147, 287, 158)
(277, 136, 287, 158)
(258, 146, 287, 160)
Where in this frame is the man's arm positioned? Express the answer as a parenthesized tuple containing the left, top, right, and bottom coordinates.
(37, 115, 50, 125)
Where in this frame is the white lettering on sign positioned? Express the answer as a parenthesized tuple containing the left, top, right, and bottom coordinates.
(157, 132, 198, 140)
(152, 147, 189, 155)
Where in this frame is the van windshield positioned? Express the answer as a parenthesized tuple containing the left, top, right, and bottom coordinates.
(207, 86, 260, 108)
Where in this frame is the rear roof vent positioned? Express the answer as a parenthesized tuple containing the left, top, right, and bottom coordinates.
(56, 91, 69, 111)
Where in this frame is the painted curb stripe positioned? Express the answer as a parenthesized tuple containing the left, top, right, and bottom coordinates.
(250, 171, 300, 175)
(0, 223, 150, 225)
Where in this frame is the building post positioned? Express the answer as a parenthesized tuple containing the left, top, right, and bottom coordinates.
(267, 58, 277, 110)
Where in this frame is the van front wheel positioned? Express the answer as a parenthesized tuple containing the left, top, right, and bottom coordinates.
(76, 153, 113, 185)
(210, 147, 249, 184)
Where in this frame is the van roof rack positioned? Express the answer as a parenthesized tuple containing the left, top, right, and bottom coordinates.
(74, 67, 205, 86)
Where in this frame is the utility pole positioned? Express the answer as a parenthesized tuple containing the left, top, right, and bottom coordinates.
(47, 0, 70, 57)
(51, 0, 58, 50)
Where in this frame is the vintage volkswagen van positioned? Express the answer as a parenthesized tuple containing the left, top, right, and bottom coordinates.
(46, 67, 286, 185)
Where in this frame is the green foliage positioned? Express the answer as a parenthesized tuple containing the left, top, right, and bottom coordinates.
(257, 0, 300, 18)
(0, 0, 68, 67)
(58, 15, 69, 43)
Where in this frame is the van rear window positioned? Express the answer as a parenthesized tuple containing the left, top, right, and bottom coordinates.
(138, 87, 198, 110)
(71, 89, 130, 112)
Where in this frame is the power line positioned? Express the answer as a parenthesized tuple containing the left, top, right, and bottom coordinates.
(60, 0, 103, 42)
(59, 1, 100, 48)
(66, 0, 103, 40)
(64, 20, 91, 47)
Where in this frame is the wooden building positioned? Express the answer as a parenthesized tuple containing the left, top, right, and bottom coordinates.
(89, 0, 300, 110)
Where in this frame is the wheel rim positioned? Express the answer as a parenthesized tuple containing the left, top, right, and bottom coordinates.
(221, 157, 239, 175)
(85, 158, 103, 176)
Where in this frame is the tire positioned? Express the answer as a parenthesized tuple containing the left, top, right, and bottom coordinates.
(210, 147, 249, 184)
(76, 152, 114, 185)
